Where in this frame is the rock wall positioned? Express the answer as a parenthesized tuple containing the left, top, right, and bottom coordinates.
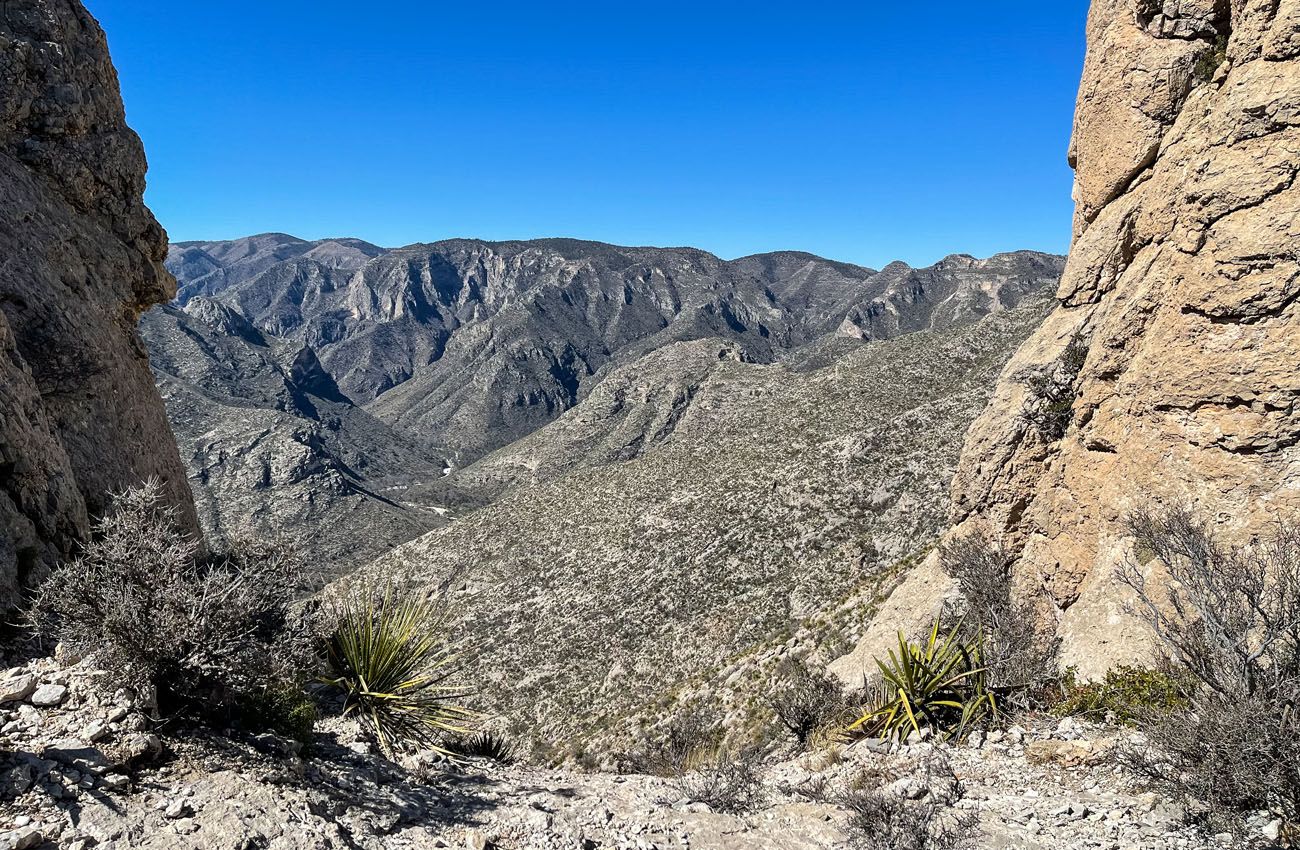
(0, 1, 199, 605)
(834, 0, 1300, 682)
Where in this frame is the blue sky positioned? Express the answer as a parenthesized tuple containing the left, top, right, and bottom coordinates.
(90, 1, 1089, 269)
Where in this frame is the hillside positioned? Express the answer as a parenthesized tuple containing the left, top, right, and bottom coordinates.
(141, 299, 449, 575)
(371, 290, 1057, 750)
(153, 242, 1063, 560)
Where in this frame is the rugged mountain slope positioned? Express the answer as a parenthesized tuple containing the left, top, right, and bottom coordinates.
(167, 240, 1064, 466)
(371, 290, 1057, 748)
(0, 0, 197, 606)
(834, 0, 1300, 683)
(141, 299, 448, 576)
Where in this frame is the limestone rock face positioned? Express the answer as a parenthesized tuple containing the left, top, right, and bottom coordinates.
(0, 1, 198, 605)
(837, 0, 1300, 682)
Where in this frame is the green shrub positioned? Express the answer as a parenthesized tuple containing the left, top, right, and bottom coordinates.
(242, 685, 318, 748)
(1054, 666, 1188, 725)
(849, 620, 996, 742)
(322, 583, 474, 757)
(1193, 32, 1229, 83)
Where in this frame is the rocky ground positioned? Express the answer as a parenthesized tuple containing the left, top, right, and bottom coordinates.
(0, 654, 1253, 850)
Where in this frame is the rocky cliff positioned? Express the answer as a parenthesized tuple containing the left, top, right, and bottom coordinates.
(0, 1, 198, 605)
(833, 0, 1300, 682)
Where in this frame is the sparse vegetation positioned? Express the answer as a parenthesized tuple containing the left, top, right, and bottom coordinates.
(942, 534, 1059, 709)
(322, 582, 474, 757)
(1118, 507, 1300, 836)
(849, 620, 996, 742)
(675, 744, 767, 814)
(1054, 665, 1188, 726)
(1022, 331, 1088, 440)
(1193, 32, 1229, 83)
(625, 706, 767, 813)
(841, 752, 977, 850)
(28, 480, 314, 721)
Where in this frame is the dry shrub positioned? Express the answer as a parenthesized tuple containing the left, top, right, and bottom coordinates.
(629, 706, 767, 813)
(28, 480, 314, 720)
(841, 751, 977, 850)
(675, 744, 766, 814)
(768, 658, 854, 747)
(941, 534, 1059, 709)
(1119, 507, 1300, 836)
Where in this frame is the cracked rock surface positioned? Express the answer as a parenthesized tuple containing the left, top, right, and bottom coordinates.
(0, 0, 198, 606)
(840, 0, 1300, 681)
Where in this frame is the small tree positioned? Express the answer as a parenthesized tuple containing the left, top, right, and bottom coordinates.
(28, 480, 312, 720)
(1119, 507, 1300, 835)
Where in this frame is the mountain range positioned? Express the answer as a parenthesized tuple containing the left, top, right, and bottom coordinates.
(144, 236, 1065, 740)
(145, 237, 1063, 570)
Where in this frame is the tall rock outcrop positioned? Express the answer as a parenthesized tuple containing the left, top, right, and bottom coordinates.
(0, 1, 198, 605)
(834, 0, 1300, 683)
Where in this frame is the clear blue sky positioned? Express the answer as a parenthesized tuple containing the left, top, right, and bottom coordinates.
(90, 1, 1089, 269)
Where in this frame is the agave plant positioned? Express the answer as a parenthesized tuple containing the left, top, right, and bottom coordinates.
(849, 619, 996, 742)
(322, 584, 474, 756)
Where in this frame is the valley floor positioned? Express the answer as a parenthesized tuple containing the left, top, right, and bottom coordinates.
(0, 656, 1234, 850)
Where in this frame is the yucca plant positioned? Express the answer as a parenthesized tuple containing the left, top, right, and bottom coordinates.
(321, 584, 474, 757)
(849, 620, 996, 742)
(447, 730, 517, 764)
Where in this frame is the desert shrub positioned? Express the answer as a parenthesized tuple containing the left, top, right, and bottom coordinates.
(1021, 331, 1088, 441)
(941, 534, 1059, 709)
(28, 481, 313, 720)
(628, 706, 766, 813)
(1118, 507, 1300, 834)
(674, 744, 766, 814)
(446, 730, 517, 764)
(630, 705, 723, 777)
(322, 582, 474, 757)
(768, 658, 853, 747)
(1054, 665, 1188, 726)
(841, 752, 977, 850)
(241, 684, 318, 748)
(849, 620, 995, 742)
(1193, 32, 1229, 82)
